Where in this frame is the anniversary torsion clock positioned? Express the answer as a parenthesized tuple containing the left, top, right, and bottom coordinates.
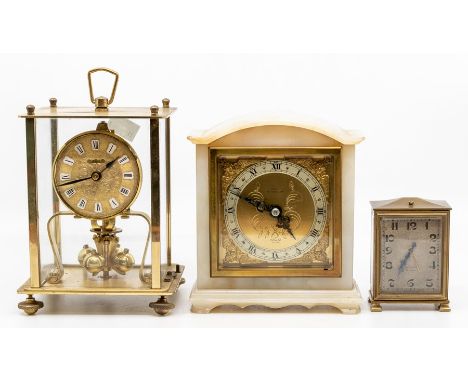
(188, 114, 364, 313)
(369, 197, 451, 312)
(17, 68, 184, 316)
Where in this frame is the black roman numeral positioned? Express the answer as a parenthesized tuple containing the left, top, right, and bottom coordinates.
(231, 228, 240, 237)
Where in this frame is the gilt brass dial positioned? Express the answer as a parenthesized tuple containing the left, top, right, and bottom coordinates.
(53, 129, 142, 219)
(224, 160, 327, 262)
(210, 148, 342, 277)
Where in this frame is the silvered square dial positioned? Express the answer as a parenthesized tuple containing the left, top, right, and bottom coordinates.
(53, 129, 142, 220)
(379, 216, 443, 294)
(211, 149, 341, 277)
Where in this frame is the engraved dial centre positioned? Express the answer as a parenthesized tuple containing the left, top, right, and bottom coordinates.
(224, 159, 327, 262)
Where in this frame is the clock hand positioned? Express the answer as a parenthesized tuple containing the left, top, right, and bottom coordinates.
(229, 189, 296, 240)
(229, 190, 275, 212)
(276, 214, 296, 240)
(57, 175, 93, 187)
(58, 157, 119, 187)
(398, 242, 417, 274)
(101, 157, 119, 172)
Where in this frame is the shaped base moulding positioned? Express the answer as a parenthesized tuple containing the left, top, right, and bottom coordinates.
(190, 280, 362, 314)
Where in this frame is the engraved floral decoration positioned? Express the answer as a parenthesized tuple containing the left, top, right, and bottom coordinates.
(218, 156, 333, 268)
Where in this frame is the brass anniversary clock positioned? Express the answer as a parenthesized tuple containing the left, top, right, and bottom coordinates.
(188, 114, 364, 313)
(369, 197, 450, 312)
(18, 68, 184, 316)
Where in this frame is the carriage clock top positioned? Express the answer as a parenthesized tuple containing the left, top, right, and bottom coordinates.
(17, 68, 184, 316)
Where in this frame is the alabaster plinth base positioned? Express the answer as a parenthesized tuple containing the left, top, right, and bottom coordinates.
(190, 280, 362, 314)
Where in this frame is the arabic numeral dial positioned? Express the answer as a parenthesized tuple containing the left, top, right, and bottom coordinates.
(379, 216, 443, 294)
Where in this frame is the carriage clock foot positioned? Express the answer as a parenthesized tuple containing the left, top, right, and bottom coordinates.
(437, 301, 451, 312)
(18, 295, 44, 315)
(149, 296, 175, 316)
(369, 299, 383, 312)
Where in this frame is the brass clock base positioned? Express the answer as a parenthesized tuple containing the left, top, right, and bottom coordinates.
(368, 293, 450, 312)
(190, 280, 362, 314)
(17, 264, 184, 316)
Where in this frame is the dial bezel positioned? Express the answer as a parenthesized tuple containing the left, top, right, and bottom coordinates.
(52, 129, 142, 220)
(371, 211, 449, 302)
(209, 147, 342, 277)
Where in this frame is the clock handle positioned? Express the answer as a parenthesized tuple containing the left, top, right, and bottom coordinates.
(87, 67, 120, 109)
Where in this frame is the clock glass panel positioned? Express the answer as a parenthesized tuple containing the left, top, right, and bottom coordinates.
(210, 148, 341, 277)
(379, 216, 443, 294)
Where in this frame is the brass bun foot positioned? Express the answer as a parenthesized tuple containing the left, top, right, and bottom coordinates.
(18, 295, 44, 315)
(149, 296, 175, 316)
(369, 301, 383, 312)
(438, 302, 451, 312)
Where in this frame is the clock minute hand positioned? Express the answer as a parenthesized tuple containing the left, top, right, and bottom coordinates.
(229, 190, 264, 211)
(398, 242, 417, 274)
(57, 175, 93, 187)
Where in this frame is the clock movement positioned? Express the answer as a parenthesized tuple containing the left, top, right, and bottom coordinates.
(188, 114, 364, 313)
(369, 197, 451, 312)
(17, 68, 184, 316)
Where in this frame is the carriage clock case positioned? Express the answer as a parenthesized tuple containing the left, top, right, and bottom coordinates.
(188, 113, 364, 313)
(17, 68, 184, 316)
(369, 197, 451, 312)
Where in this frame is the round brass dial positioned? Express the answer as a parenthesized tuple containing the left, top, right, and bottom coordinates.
(53, 130, 142, 219)
(224, 159, 327, 263)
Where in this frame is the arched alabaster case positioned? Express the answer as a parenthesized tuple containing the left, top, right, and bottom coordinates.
(188, 113, 364, 313)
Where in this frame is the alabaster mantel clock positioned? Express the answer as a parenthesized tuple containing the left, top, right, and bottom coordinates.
(17, 68, 184, 316)
(369, 197, 451, 312)
(188, 114, 364, 313)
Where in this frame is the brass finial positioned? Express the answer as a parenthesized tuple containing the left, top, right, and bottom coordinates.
(26, 105, 35, 115)
(49, 98, 57, 107)
(96, 121, 109, 131)
(162, 98, 170, 108)
(150, 105, 159, 116)
(94, 96, 109, 110)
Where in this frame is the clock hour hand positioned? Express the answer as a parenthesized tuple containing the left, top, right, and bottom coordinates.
(101, 157, 119, 172)
(276, 214, 296, 240)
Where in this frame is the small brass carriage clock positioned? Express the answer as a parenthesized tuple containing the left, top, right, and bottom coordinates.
(188, 114, 364, 313)
(18, 68, 184, 316)
(369, 197, 450, 312)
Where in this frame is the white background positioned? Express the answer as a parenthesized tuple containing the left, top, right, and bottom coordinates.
(1, 1, 468, 381)
(2, 53, 468, 328)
